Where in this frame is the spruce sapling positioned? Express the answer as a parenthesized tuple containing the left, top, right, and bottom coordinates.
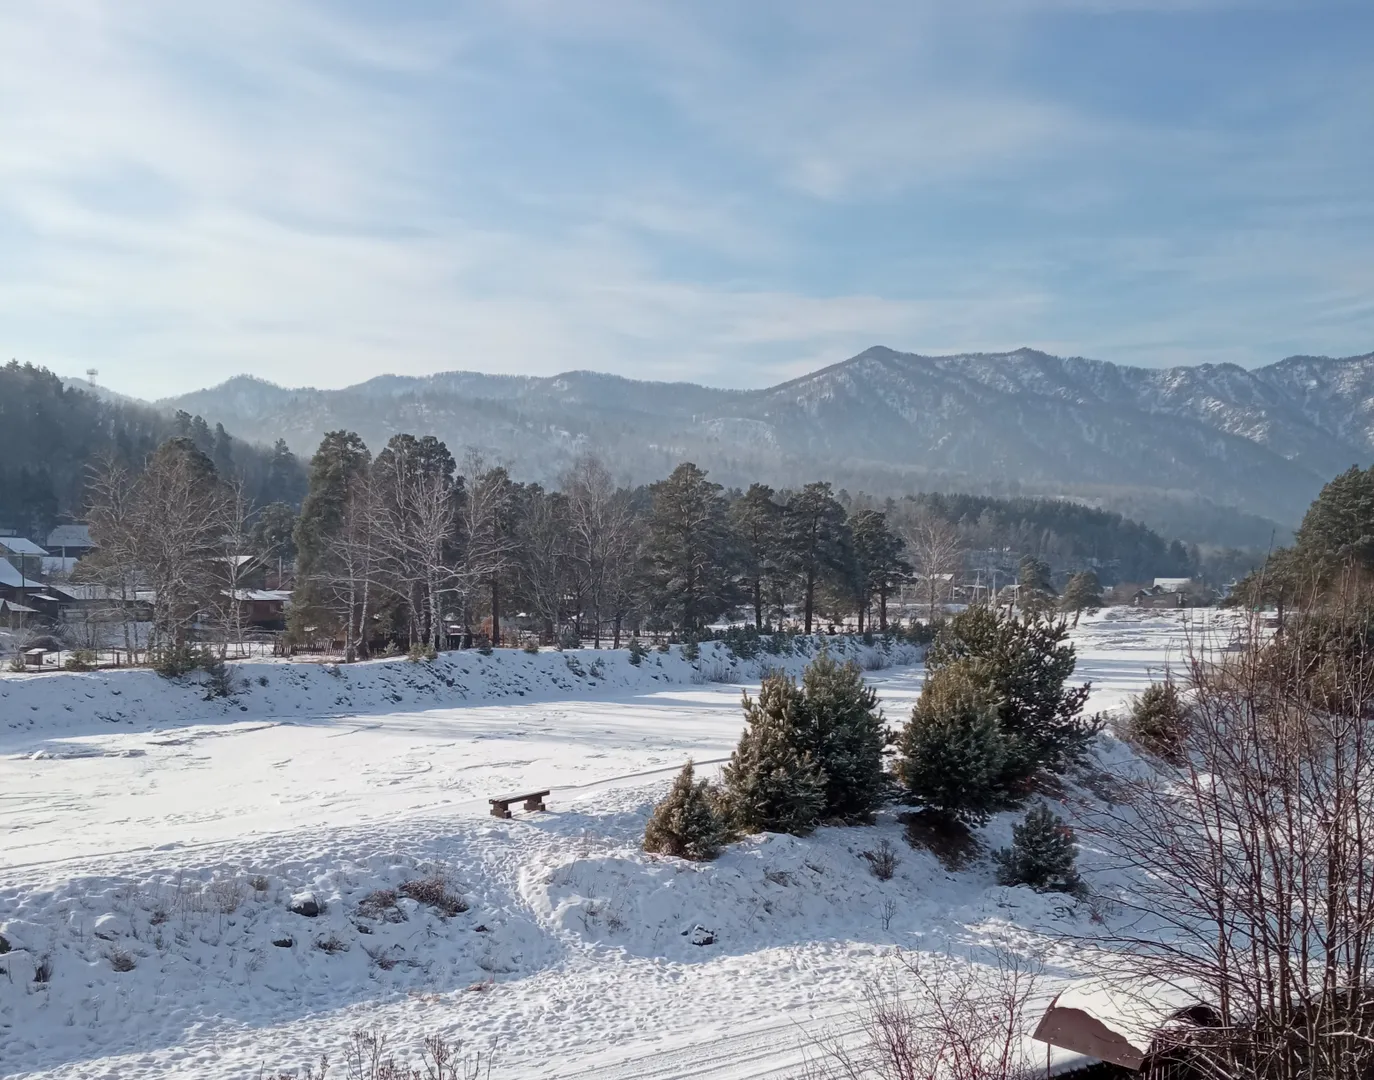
(643, 761, 725, 860)
(994, 802, 1081, 893)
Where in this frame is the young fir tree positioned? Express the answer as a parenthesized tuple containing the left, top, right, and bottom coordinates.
(1125, 679, 1190, 763)
(723, 672, 827, 835)
(897, 659, 1010, 823)
(926, 604, 1095, 789)
(643, 761, 725, 860)
(993, 802, 1081, 893)
(1059, 570, 1103, 627)
(798, 652, 888, 821)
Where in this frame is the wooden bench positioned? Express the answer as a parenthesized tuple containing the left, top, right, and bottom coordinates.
(489, 789, 550, 818)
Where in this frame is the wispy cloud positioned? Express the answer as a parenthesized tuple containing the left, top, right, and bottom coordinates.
(0, 0, 1369, 398)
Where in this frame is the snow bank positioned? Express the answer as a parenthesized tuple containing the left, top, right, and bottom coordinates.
(0, 783, 1092, 1079)
(0, 635, 921, 744)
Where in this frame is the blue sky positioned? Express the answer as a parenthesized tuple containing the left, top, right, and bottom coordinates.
(1, 1, 1371, 398)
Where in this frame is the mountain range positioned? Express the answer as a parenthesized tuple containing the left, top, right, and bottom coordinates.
(148, 345, 1374, 549)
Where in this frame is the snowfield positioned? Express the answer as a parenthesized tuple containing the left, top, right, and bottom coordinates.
(0, 612, 1227, 1079)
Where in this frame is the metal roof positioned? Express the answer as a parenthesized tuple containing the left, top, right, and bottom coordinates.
(0, 561, 45, 589)
(0, 537, 48, 556)
(46, 524, 94, 548)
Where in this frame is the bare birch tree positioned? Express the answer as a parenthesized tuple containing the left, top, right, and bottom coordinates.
(516, 485, 572, 644)
(323, 468, 379, 662)
(82, 454, 148, 660)
(562, 454, 634, 647)
(900, 511, 964, 621)
(209, 478, 263, 657)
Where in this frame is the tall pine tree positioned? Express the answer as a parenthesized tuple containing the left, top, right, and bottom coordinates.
(730, 483, 783, 630)
(646, 462, 733, 633)
(781, 482, 852, 634)
(850, 509, 908, 632)
(290, 430, 372, 645)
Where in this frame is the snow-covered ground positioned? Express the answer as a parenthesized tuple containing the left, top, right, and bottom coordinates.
(0, 611, 1229, 1079)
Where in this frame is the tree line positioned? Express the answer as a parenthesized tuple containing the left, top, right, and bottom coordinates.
(75, 424, 1204, 662)
(280, 429, 1147, 657)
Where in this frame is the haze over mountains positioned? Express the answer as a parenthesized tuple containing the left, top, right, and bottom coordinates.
(149, 346, 1374, 549)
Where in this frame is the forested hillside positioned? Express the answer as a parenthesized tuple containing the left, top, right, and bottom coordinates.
(0, 362, 304, 538)
(155, 345, 1374, 543)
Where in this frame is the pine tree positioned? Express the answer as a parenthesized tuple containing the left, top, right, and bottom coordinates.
(251, 501, 299, 565)
(643, 761, 725, 860)
(1059, 570, 1103, 627)
(897, 659, 1010, 823)
(730, 483, 783, 630)
(926, 604, 1095, 788)
(1125, 680, 1190, 762)
(781, 483, 852, 634)
(1017, 555, 1056, 615)
(1294, 464, 1374, 576)
(798, 652, 887, 821)
(723, 673, 827, 835)
(646, 462, 733, 633)
(290, 430, 373, 646)
(850, 509, 909, 633)
(993, 802, 1080, 893)
(265, 438, 306, 505)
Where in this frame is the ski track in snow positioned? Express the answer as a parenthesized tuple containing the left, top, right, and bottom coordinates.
(0, 611, 1233, 1079)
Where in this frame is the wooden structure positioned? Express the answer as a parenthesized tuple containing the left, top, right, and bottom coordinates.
(489, 789, 550, 818)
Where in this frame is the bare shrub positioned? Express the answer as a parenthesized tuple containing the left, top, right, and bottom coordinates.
(249, 874, 271, 895)
(878, 898, 897, 932)
(806, 951, 1040, 1080)
(1090, 596, 1374, 1079)
(315, 933, 350, 955)
(363, 944, 401, 971)
(341, 1028, 493, 1080)
(399, 877, 468, 917)
(857, 649, 890, 672)
(258, 1057, 330, 1080)
(691, 659, 739, 685)
(861, 838, 899, 881)
(357, 889, 406, 923)
(211, 876, 244, 914)
(107, 948, 137, 972)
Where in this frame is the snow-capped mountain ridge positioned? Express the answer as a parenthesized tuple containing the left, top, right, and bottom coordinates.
(147, 345, 1374, 531)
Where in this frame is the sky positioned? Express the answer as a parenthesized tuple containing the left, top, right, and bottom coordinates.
(1, 1, 1371, 400)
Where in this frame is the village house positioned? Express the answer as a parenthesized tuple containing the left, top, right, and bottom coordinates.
(45, 524, 97, 560)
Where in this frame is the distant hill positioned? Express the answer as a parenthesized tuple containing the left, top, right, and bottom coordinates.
(0, 362, 302, 539)
(150, 345, 1374, 546)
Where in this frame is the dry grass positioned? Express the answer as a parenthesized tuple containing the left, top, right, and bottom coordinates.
(357, 888, 406, 923)
(399, 877, 468, 917)
(314, 933, 350, 955)
(107, 948, 137, 973)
